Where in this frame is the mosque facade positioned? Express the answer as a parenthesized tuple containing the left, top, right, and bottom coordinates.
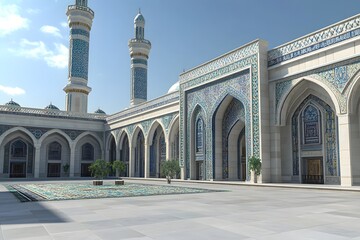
(1, 0, 360, 186)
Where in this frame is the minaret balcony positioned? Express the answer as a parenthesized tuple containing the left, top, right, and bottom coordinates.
(67, 5, 94, 17)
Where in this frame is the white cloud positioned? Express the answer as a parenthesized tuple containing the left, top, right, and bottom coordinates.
(44, 43, 68, 68)
(12, 39, 68, 69)
(0, 3, 29, 36)
(26, 8, 40, 15)
(40, 25, 62, 38)
(0, 85, 25, 96)
(60, 22, 68, 28)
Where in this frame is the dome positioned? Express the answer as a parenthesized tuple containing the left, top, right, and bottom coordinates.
(167, 81, 180, 93)
(134, 12, 145, 23)
(45, 103, 59, 110)
(94, 108, 106, 114)
(5, 99, 20, 107)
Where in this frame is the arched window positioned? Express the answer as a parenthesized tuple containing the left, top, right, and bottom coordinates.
(159, 132, 166, 162)
(302, 104, 321, 145)
(76, 0, 87, 6)
(11, 139, 27, 158)
(196, 118, 204, 153)
(82, 143, 94, 161)
(48, 142, 62, 160)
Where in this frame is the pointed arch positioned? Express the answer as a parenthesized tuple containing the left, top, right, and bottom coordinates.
(277, 77, 341, 126)
(212, 94, 247, 180)
(168, 115, 180, 160)
(73, 131, 103, 153)
(38, 129, 72, 146)
(147, 120, 166, 146)
(0, 127, 37, 145)
(347, 73, 360, 114)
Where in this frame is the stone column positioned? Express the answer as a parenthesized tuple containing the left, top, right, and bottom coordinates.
(144, 143, 150, 178)
(270, 126, 282, 182)
(34, 144, 41, 178)
(338, 114, 353, 186)
(129, 145, 135, 177)
(165, 139, 171, 160)
(69, 144, 76, 177)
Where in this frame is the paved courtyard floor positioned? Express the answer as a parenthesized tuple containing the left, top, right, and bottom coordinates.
(1, 179, 360, 240)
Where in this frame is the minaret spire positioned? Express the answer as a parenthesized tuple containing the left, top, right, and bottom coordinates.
(64, 0, 94, 113)
(128, 11, 151, 106)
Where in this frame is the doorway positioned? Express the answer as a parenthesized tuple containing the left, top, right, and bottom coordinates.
(301, 158, 324, 184)
(10, 162, 26, 178)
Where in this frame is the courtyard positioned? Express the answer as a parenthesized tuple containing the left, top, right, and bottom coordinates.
(0, 180, 360, 239)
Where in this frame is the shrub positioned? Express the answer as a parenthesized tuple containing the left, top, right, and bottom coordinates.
(89, 159, 110, 180)
(160, 159, 180, 180)
(248, 156, 261, 176)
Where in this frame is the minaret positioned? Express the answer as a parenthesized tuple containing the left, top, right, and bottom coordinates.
(64, 0, 94, 113)
(128, 10, 151, 106)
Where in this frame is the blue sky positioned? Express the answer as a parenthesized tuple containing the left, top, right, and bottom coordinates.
(1, 0, 360, 114)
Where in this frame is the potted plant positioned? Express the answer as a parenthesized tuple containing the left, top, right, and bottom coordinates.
(160, 159, 180, 184)
(62, 163, 70, 177)
(112, 160, 126, 185)
(89, 159, 110, 185)
(248, 156, 261, 183)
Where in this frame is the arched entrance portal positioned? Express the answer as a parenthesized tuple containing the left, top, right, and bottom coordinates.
(120, 133, 130, 177)
(134, 131, 145, 177)
(150, 125, 166, 178)
(291, 95, 338, 184)
(214, 95, 246, 181)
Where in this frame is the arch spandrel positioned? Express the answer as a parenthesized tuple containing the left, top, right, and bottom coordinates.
(277, 77, 341, 126)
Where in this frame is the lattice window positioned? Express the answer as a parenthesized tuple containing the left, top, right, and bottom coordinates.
(159, 132, 166, 162)
(196, 118, 204, 153)
(48, 142, 62, 160)
(11, 139, 27, 158)
(302, 105, 321, 145)
(82, 143, 94, 161)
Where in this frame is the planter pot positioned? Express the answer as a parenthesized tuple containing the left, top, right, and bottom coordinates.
(251, 171, 257, 184)
(93, 180, 103, 186)
(166, 176, 171, 184)
(115, 180, 124, 185)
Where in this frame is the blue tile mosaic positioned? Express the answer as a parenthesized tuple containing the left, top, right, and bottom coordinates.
(71, 28, 90, 38)
(70, 39, 89, 80)
(291, 95, 338, 176)
(268, 15, 360, 66)
(131, 67, 147, 100)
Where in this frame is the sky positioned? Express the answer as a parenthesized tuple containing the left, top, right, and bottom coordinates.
(1, 0, 360, 115)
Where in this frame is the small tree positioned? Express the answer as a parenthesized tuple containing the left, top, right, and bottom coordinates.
(62, 163, 70, 176)
(112, 160, 126, 178)
(89, 159, 110, 180)
(160, 159, 180, 184)
(248, 156, 261, 183)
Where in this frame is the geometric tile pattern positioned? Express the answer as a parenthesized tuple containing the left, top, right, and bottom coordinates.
(6, 183, 222, 201)
(179, 39, 261, 180)
(268, 15, 360, 66)
(184, 69, 252, 180)
(291, 94, 338, 177)
(132, 67, 147, 100)
(70, 39, 89, 80)
(275, 56, 360, 123)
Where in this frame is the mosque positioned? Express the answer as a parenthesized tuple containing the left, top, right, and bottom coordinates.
(1, 0, 360, 186)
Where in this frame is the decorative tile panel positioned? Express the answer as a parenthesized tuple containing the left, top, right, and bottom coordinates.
(71, 29, 90, 38)
(275, 56, 360, 123)
(184, 69, 252, 180)
(26, 128, 49, 139)
(179, 40, 260, 181)
(131, 67, 147, 100)
(268, 15, 360, 66)
(291, 95, 338, 176)
(70, 39, 89, 80)
(132, 59, 147, 65)
(179, 42, 259, 83)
